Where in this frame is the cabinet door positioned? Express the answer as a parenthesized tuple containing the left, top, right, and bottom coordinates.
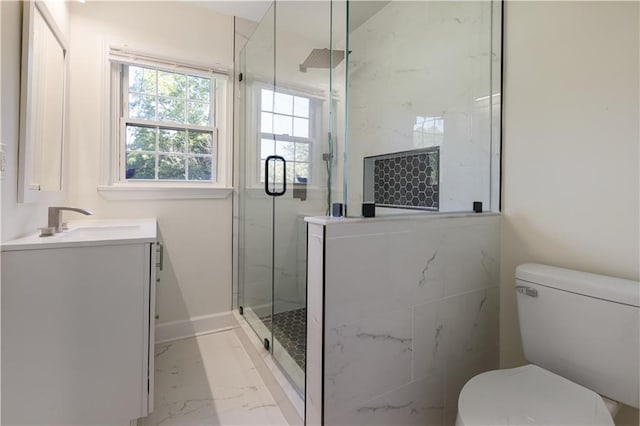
(2, 244, 149, 425)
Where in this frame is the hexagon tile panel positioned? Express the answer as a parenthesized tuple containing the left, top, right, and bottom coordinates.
(261, 308, 306, 370)
(371, 148, 439, 210)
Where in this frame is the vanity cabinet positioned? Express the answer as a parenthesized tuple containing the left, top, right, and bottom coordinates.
(1, 219, 157, 425)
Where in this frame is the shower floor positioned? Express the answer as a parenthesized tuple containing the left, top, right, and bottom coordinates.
(261, 308, 306, 370)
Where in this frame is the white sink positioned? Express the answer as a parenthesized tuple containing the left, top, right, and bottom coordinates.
(1, 219, 156, 251)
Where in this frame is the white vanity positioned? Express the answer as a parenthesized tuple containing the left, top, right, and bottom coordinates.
(1, 218, 158, 425)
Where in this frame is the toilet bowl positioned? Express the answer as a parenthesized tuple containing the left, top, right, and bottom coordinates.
(456, 365, 614, 426)
(456, 263, 639, 426)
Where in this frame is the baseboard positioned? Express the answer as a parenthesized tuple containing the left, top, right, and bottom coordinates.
(155, 311, 235, 344)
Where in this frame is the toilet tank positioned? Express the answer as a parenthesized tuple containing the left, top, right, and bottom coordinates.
(515, 263, 639, 408)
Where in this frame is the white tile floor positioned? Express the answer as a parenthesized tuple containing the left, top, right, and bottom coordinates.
(142, 330, 289, 426)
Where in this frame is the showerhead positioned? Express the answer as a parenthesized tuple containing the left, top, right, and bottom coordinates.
(299, 48, 346, 73)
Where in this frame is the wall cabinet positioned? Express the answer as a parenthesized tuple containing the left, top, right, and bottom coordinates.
(1, 219, 157, 425)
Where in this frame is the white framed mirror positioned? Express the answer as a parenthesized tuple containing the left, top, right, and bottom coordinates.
(18, 0, 67, 203)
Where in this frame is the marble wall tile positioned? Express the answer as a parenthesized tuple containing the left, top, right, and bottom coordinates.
(327, 371, 445, 426)
(309, 214, 500, 426)
(324, 307, 413, 413)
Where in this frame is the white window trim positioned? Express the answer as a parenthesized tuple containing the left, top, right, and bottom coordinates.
(98, 45, 233, 200)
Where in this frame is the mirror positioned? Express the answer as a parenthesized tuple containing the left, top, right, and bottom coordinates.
(18, 0, 67, 203)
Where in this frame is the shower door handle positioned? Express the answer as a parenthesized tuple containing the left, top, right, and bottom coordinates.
(264, 155, 286, 197)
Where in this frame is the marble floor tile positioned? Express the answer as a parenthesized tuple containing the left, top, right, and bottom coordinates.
(142, 330, 289, 426)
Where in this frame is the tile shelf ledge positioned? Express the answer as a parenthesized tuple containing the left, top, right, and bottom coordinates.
(97, 184, 233, 201)
(304, 211, 500, 226)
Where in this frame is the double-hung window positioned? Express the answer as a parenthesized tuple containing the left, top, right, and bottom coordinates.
(107, 48, 229, 191)
(259, 88, 314, 184)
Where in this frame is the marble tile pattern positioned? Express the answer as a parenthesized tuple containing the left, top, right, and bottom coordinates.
(141, 330, 288, 426)
(308, 214, 500, 426)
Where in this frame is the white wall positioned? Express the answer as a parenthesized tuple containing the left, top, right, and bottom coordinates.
(501, 1, 639, 423)
(66, 2, 234, 326)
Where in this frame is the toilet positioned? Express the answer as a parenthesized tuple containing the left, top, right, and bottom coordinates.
(457, 263, 640, 425)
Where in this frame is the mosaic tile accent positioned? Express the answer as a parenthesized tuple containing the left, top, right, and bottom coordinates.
(366, 148, 439, 211)
(261, 308, 306, 370)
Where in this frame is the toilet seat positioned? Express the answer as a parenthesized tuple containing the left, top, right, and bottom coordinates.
(457, 364, 614, 426)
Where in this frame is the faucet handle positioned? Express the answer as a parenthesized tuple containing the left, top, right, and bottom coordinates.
(48, 206, 93, 233)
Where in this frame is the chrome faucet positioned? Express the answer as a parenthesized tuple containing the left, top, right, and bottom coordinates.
(48, 206, 93, 233)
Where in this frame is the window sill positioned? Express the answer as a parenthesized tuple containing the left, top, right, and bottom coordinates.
(97, 184, 233, 201)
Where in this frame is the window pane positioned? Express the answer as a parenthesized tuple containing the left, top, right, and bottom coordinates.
(261, 112, 273, 133)
(158, 128, 186, 153)
(272, 158, 285, 183)
(128, 94, 156, 120)
(188, 156, 213, 181)
(158, 97, 186, 123)
(261, 89, 274, 112)
(188, 76, 210, 102)
(293, 117, 309, 138)
(158, 71, 186, 98)
(261, 138, 275, 159)
(294, 96, 309, 118)
(128, 66, 156, 95)
(295, 143, 309, 162)
(285, 161, 294, 183)
(276, 141, 295, 161)
(294, 162, 309, 182)
(188, 131, 213, 154)
(273, 92, 293, 115)
(126, 125, 156, 151)
(188, 101, 210, 126)
(273, 114, 292, 135)
(126, 153, 155, 180)
(158, 155, 186, 180)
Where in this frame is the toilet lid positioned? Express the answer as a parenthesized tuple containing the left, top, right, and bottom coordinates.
(458, 364, 614, 426)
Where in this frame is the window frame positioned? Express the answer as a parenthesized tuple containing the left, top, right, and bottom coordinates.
(99, 47, 232, 200)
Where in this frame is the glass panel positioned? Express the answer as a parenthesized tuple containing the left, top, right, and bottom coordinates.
(261, 89, 274, 112)
(128, 66, 156, 95)
(158, 71, 186, 98)
(270, 0, 336, 398)
(343, 1, 498, 215)
(126, 125, 156, 151)
(273, 114, 292, 135)
(158, 128, 186, 153)
(293, 96, 309, 118)
(273, 92, 293, 115)
(158, 155, 186, 180)
(261, 138, 275, 159)
(128, 94, 156, 120)
(188, 76, 210, 101)
(261, 112, 273, 133)
(188, 131, 213, 154)
(125, 153, 155, 180)
(275, 141, 295, 161)
(188, 102, 210, 126)
(238, 2, 275, 371)
(292, 117, 309, 138)
(158, 97, 186, 123)
(294, 162, 309, 182)
(187, 156, 212, 181)
(294, 143, 309, 162)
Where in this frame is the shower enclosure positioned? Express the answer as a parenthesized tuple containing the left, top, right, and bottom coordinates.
(237, 1, 343, 395)
(237, 0, 502, 406)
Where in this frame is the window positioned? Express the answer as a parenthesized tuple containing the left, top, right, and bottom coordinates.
(123, 65, 217, 182)
(259, 88, 313, 184)
(102, 48, 231, 201)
